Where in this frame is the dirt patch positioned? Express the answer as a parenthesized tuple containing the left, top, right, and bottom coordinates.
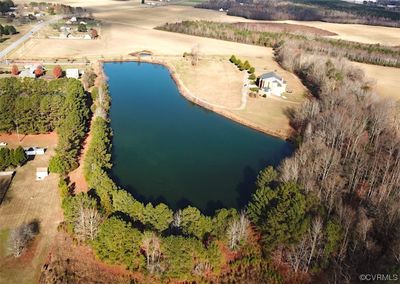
(233, 22, 337, 36)
(0, 133, 58, 148)
(40, 232, 135, 284)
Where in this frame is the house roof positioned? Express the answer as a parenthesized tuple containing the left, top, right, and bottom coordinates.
(259, 71, 282, 81)
(66, 69, 79, 78)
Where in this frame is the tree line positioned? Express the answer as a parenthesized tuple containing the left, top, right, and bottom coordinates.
(157, 20, 400, 68)
(197, 0, 400, 28)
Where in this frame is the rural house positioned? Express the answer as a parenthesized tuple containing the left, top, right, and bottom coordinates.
(36, 167, 48, 181)
(258, 72, 287, 97)
(66, 69, 80, 79)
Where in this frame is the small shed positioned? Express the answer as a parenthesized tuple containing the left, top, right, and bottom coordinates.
(36, 167, 48, 181)
(66, 69, 80, 79)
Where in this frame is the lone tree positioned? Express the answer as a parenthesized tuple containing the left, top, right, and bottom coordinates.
(11, 64, 18, 75)
(53, 65, 63, 78)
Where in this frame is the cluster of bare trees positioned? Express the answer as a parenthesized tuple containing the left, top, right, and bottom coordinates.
(73, 197, 103, 242)
(276, 44, 400, 279)
(8, 221, 39, 257)
(227, 212, 250, 250)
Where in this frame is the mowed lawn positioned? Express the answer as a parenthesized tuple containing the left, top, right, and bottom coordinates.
(0, 145, 62, 284)
(167, 55, 307, 138)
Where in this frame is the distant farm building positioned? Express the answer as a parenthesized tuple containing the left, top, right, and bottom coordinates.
(258, 72, 287, 97)
(36, 167, 48, 181)
(24, 147, 45, 156)
(66, 69, 80, 79)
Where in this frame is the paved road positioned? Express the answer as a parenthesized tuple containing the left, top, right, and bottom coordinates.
(0, 16, 60, 59)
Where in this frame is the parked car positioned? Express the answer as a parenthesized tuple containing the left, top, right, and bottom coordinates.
(0, 142, 7, 147)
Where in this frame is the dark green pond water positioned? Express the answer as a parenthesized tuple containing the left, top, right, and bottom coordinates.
(105, 62, 293, 213)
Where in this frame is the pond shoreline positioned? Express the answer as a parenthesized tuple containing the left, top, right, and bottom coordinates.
(101, 58, 291, 141)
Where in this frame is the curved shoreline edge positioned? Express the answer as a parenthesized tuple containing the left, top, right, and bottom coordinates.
(100, 58, 292, 141)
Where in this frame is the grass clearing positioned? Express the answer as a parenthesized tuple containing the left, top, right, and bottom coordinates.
(0, 134, 61, 283)
(0, 229, 9, 257)
(353, 62, 400, 101)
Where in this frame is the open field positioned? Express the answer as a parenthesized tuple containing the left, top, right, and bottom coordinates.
(353, 62, 400, 101)
(0, 21, 35, 53)
(0, 134, 61, 284)
(281, 20, 400, 46)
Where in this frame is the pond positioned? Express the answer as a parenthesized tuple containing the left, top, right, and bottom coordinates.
(105, 61, 293, 214)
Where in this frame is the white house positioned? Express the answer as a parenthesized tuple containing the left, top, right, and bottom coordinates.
(258, 72, 287, 97)
(24, 147, 45, 156)
(66, 69, 80, 79)
(36, 167, 48, 181)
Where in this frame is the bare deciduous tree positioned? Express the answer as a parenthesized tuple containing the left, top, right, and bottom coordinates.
(74, 204, 102, 241)
(227, 211, 250, 250)
(8, 221, 38, 257)
(142, 232, 163, 274)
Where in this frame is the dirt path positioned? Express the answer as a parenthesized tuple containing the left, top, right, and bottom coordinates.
(67, 128, 92, 193)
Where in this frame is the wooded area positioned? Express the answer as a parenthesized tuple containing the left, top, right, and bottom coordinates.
(158, 21, 400, 68)
(197, 0, 400, 27)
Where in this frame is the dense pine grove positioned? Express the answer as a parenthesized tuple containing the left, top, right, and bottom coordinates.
(0, 77, 90, 174)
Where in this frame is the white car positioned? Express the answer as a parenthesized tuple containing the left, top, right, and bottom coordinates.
(0, 142, 7, 147)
